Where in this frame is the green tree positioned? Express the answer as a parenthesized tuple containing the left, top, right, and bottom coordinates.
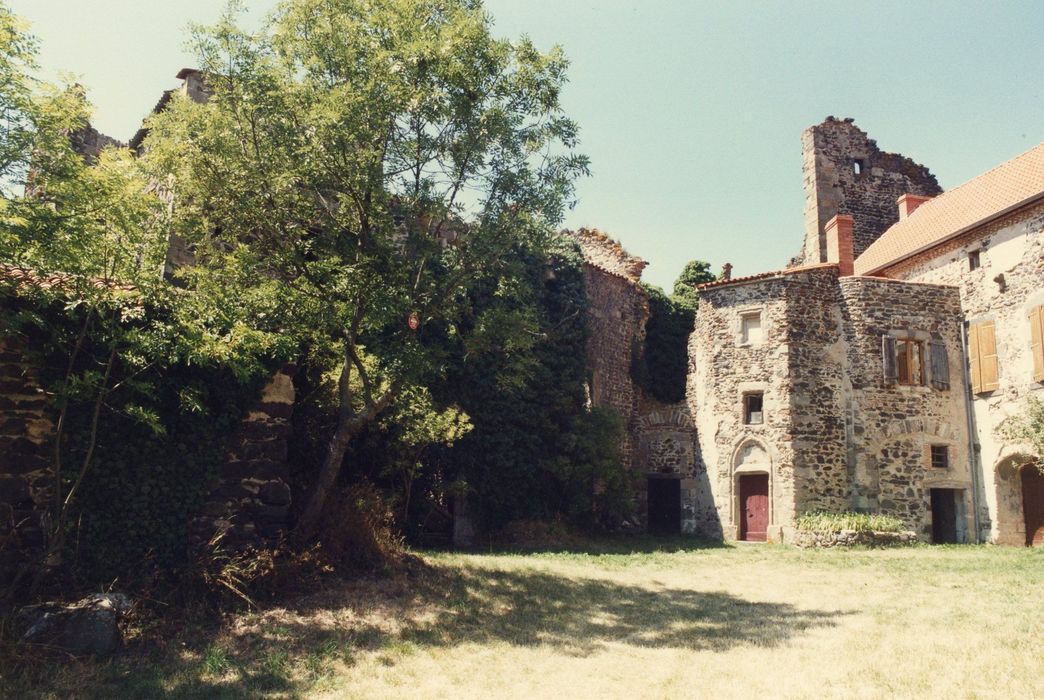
(143, 0, 589, 542)
(996, 396, 1044, 475)
(671, 258, 715, 310)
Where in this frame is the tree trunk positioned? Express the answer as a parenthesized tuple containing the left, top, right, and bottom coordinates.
(290, 354, 398, 547)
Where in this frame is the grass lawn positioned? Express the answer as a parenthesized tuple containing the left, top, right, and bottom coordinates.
(5, 540, 1043, 699)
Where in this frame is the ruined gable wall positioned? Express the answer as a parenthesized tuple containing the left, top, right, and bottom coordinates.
(837, 277, 970, 539)
(799, 118, 941, 265)
(882, 200, 1044, 544)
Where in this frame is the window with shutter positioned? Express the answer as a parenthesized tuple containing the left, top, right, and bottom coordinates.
(882, 336, 897, 385)
(929, 340, 950, 390)
(969, 319, 999, 394)
(1030, 305, 1044, 383)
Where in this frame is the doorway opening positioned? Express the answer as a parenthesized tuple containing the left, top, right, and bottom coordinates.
(930, 488, 964, 543)
(647, 477, 681, 535)
(739, 473, 769, 542)
(1021, 465, 1044, 546)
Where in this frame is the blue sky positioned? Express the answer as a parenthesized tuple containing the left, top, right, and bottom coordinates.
(9, 0, 1044, 289)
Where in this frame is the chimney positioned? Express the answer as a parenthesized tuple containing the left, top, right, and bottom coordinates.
(176, 68, 209, 104)
(897, 193, 933, 220)
(825, 214, 854, 276)
(721, 262, 733, 281)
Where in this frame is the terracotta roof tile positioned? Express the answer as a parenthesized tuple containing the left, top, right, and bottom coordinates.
(855, 142, 1044, 275)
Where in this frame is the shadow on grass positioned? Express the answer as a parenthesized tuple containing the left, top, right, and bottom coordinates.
(453, 534, 734, 556)
(5, 555, 847, 699)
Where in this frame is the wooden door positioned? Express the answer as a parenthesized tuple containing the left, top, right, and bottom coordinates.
(647, 478, 681, 535)
(1022, 466, 1044, 547)
(739, 474, 769, 542)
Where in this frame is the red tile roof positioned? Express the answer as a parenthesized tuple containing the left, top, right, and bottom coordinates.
(855, 142, 1044, 275)
(696, 262, 838, 291)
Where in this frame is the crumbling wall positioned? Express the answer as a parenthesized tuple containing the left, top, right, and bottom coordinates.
(567, 229, 648, 474)
(798, 117, 941, 265)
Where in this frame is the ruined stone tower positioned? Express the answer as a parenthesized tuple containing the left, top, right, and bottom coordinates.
(797, 117, 942, 265)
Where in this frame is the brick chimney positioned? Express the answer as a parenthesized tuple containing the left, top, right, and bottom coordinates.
(825, 214, 854, 276)
(897, 193, 933, 220)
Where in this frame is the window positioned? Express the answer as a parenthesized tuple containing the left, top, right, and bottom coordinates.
(968, 250, 981, 271)
(744, 393, 764, 425)
(853, 159, 863, 175)
(968, 319, 999, 394)
(740, 312, 763, 345)
(893, 338, 925, 385)
(930, 445, 949, 469)
(1029, 305, 1044, 382)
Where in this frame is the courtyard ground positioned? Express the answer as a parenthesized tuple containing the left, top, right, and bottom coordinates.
(5, 539, 1043, 699)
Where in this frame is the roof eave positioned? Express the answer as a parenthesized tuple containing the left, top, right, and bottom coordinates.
(858, 190, 1044, 276)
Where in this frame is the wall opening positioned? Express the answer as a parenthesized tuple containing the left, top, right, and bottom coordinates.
(743, 392, 764, 425)
(647, 477, 681, 535)
(930, 488, 963, 543)
(1021, 465, 1044, 546)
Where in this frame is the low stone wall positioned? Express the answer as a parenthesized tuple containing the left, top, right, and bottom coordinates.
(791, 528, 917, 548)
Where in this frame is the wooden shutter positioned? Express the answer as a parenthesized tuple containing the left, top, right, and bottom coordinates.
(930, 340, 949, 390)
(970, 320, 999, 393)
(882, 336, 897, 385)
(1030, 305, 1044, 382)
(968, 323, 981, 393)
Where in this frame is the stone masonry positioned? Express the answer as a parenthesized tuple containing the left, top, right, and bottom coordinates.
(797, 117, 941, 266)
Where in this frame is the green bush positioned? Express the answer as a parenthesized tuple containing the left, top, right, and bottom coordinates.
(795, 511, 904, 533)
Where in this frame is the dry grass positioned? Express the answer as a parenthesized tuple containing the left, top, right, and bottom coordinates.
(4, 539, 1042, 699)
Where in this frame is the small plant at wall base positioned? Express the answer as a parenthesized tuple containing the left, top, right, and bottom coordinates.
(795, 511, 904, 533)
(995, 396, 1044, 475)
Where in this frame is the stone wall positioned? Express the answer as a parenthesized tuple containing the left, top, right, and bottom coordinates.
(798, 117, 941, 265)
(836, 276, 971, 538)
(791, 528, 917, 548)
(689, 263, 972, 542)
(634, 399, 711, 534)
(882, 199, 1044, 544)
(567, 229, 649, 474)
(689, 266, 842, 540)
(192, 368, 296, 546)
(0, 338, 54, 580)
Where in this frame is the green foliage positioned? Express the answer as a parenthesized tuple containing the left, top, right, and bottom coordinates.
(142, 0, 590, 537)
(633, 285, 694, 404)
(995, 396, 1044, 475)
(671, 259, 716, 311)
(4, 299, 271, 584)
(795, 511, 904, 533)
(435, 239, 635, 532)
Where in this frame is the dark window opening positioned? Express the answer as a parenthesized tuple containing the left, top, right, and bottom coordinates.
(930, 445, 949, 469)
(968, 250, 981, 271)
(744, 393, 764, 425)
(895, 338, 925, 385)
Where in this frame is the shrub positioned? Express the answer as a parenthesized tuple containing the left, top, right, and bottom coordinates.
(795, 511, 904, 533)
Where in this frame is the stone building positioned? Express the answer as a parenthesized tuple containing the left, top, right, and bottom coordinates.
(687, 118, 1044, 545)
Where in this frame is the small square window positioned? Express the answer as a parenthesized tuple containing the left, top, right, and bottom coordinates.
(930, 445, 949, 469)
(968, 250, 981, 271)
(744, 393, 764, 425)
(741, 312, 763, 345)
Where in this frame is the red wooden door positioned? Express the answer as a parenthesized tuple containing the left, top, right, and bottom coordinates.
(1022, 466, 1044, 547)
(740, 474, 769, 542)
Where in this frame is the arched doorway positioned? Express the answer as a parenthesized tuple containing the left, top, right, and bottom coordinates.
(1021, 465, 1044, 547)
(733, 440, 771, 542)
